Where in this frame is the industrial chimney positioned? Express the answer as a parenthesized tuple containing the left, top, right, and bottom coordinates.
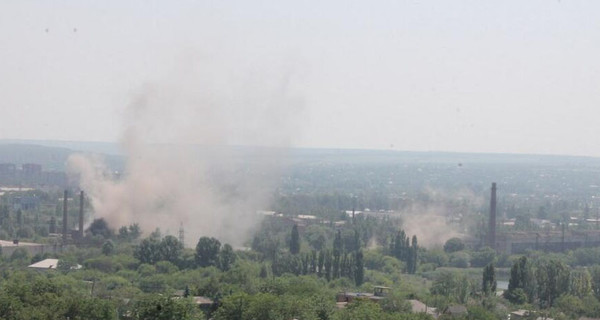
(62, 189, 68, 243)
(487, 183, 497, 249)
(79, 191, 84, 238)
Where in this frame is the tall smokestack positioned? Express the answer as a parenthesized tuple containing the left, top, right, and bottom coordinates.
(488, 183, 497, 249)
(62, 189, 68, 243)
(79, 191, 84, 238)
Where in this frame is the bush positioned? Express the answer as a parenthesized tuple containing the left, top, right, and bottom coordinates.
(448, 252, 470, 268)
(443, 238, 465, 253)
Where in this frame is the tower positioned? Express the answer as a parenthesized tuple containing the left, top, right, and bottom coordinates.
(62, 189, 68, 243)
(178, 222, 184, 246)
(487, 183, 497, 249)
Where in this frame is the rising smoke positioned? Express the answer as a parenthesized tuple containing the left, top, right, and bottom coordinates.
(68, 58, 305, 247)
(400, 187, 485, 248)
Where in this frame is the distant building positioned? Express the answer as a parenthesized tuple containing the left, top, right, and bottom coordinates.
(496, 230, 600, 254)
(0, 239, 60, 257)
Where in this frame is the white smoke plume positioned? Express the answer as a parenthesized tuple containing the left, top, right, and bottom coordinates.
(400, 187, 484, 248)
(68, 58, 305, 247)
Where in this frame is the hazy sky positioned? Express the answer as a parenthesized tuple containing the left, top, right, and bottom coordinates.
(1, 1, 600, 156)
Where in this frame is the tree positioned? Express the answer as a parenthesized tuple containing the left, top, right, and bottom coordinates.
(102, 239, 115, 255)
(195, 237, 221, 268)
(470, 246, 496, 268)
(443, 237, 465, 253)
(569, 268, 592, 298)
(482, 263, 497, 296)
(128, 223, 141, 239)
(134, 237, 161, 264)
(355, 250, 364, 286)
(304, 225, 328, 251)
(290, 224, 300, 254)
(333, 230, 343, 279)
(87, 218, 113, 239)
(536, 258, 570, 308)
(118, 226, 129, 240)
(505, 256, 536, 304)
(218, 243, 236, 271)
(133, 294, 205, 320)
(591, 265, 600, 299)
(160, 235, 183, 264)
(407, 235, 418, 274)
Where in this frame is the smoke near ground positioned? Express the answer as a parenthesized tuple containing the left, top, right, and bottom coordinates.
(68, 58, 305, 247)
(400, 187, 484, 248)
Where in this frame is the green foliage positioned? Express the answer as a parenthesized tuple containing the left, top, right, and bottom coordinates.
(591, 265, 600, 300)
(430, 271, 471, 304)
(482, 263, 497, 296)
(536, 258, 570, 308)
(448, 252, 470, 268)
(290, 224, 300, 254)
(134, 237, 161, 264)
(355, 250, 364, 286)
(87, 218, 113, 239)
(505, 256, 536, 304)
(159, 235, 184, 265)
(569, 268, 592, 298)
(218, 243, 236, 271)
(304, 224, 329, 251)
(195, 237, 221, 268)
(443, 238, 464, 253)
(132, 294, 205, 320)
(102, 239, 115, 255)
(470, 247, 496, 268)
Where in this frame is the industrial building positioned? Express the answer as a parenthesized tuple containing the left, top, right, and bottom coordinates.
(485, 182, 600, 254)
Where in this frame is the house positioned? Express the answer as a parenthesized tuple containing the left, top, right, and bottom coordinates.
(510, 309, 530, 319)
(443, 305, 467, 317)
(408, 299, 437, 318)
(336, 286, 391, 305)
(28, 258, 81, 270)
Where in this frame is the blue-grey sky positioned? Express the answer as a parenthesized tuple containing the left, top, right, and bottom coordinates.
(1, 1, 599, 156)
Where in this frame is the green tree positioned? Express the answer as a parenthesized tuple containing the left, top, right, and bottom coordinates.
(536, 258, 570, 308)
(218, 243, 236, 271)
(134, 237, 161, 264)
(354, 250, 364, 286)
(128, 223, 141, 239)
(160, 235, 183, 264)
(569, 268, 592, 298)
(102, 239, 115, 255)
(333, 230, 343, 279)
(195, 236, 221, 268)
(118, 226, 129, 240)
(87, 218, 113, 239)
(290, 224, 300, 255)
(591, 265, 600, 299)
(505, 256, 536, 304)
(304, 225, 328, 250)
(133, 294, 205, 320)
(482, 263, 497, 296)
(443, 237, 465, 253)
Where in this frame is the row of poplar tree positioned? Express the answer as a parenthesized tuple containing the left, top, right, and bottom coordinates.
(389, 229, 419, 274)
(271, 225, 365, 286)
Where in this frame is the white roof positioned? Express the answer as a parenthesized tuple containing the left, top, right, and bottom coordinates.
(29, 258, 60, 269)
(28, 258, 82, 270)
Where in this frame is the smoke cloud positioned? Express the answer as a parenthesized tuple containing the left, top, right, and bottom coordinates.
(68, 58, 305, 247)
(400, 187, 484, 248)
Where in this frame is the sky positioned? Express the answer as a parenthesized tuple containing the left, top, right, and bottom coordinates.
(1, 1, 600, 156)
